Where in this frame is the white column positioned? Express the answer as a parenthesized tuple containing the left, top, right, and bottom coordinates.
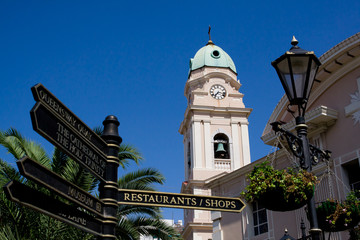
(231, 122, 241, 170)
(192, 121, 203, 168)
(204, 121, 212, 169)
(240, 121, 251, 166)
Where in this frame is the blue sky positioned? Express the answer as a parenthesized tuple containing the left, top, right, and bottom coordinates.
(0, 0, 359, 221)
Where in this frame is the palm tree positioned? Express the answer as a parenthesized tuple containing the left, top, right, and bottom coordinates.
(0, 128, 180, 240)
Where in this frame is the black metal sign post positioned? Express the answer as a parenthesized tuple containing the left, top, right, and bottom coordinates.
(99, 116, 122, 240)
(118, 189, 245, 213)
(29, 84, 122, 239)
(5, 83, 121, 238)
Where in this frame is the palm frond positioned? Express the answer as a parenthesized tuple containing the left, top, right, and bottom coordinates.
(0, 128, 51, 166)
(132, 217, 179, 240)
(118, 144, 144, 168)
(118, 204, 161, 218)
(23, 140, 50, 167)
(51, 147, 69, 174)
(118, 168, 165, 190)
(0, 225, 22, 240)
(115, 216, 139, 240)
(0, 129, 25, 160)
(0, 159, 22, 186)
(92, 126, 103, 136)
(61, 159, 97, 192)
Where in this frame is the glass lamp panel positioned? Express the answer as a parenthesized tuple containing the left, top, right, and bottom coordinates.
(289, 56, 309, 101)
(305, 59, 319, 99)
(276, 58, 294, 100)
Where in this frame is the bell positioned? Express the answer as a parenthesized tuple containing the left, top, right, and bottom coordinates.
(216, 143, 226, 153)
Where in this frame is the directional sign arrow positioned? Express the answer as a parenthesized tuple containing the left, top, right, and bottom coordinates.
(118, 189, 246, 213)
(31, 83, 108, 155)
(3, 180, 104, 237)
(17, 156, 104, 217)
(30, 102, 107, 181)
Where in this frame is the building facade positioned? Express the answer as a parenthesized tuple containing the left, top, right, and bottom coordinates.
(181, 32, 360, 240)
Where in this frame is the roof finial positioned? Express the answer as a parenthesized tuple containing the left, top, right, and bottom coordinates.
(207, 25, 214, 45)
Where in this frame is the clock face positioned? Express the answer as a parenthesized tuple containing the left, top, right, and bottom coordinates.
(210, 85, 226, 100)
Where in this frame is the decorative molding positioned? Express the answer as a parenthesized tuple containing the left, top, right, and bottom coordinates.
(261, 105, 338, 146)
(319, 33, 360, 65)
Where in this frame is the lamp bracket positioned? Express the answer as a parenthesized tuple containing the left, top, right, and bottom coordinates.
(270, 121, 331, 169)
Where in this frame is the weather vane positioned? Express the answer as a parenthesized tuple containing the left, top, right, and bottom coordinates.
(208, 25, 212, 41)
(207, 25, 214, 45)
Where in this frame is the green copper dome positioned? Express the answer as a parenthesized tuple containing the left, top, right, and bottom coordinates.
(189, 41, 237, 73)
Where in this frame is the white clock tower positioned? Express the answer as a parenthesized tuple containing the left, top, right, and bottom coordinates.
(180, 36, 252, 240)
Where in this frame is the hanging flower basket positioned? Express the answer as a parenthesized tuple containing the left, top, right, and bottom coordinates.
(241, 161, 317, 212)
(316, 191, 360, 232)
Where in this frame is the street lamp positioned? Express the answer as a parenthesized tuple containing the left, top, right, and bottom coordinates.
(271, 36, 321, 117)
(270, 37, 331, 240)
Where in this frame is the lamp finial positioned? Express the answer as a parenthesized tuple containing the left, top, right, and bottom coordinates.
(291, 36, 298, 46)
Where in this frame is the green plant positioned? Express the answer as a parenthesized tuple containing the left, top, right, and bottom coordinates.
(317, 191, 360, 232)
(241, 161, 317, 211)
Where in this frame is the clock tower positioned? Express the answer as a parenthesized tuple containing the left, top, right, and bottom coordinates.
(179, 37, 252, 240)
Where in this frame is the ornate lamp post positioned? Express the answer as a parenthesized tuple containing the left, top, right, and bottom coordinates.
(270, 37, 331, 240)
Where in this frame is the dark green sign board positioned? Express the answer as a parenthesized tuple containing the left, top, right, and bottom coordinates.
(4, 181, 104, 237)
(31, 84, 108, 155)
(30, 103, 107, 181)
(17, 156, 104, 217)
(118, 189, 245, 213)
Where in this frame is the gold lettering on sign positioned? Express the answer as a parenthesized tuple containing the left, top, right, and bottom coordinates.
(121, 192, 238, 209)
(68, 186, 99, 212)
(124, 193, 130, 201)
(39, 90, 92, 141)
(58, 212, 87, 226)
(56, 122, 105, 177)
(96, 202, 102, 213)
(169, 197, 177, 204)
(205, 199, 236, 209)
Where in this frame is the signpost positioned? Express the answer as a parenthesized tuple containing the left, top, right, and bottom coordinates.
(3, 83, 246, 239)
(4, 180, 104, 237)
(118, 189, 245, 213)
(17, 156, 105, 217)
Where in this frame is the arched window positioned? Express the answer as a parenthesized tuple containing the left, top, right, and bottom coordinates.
(213, 133, 230, 159)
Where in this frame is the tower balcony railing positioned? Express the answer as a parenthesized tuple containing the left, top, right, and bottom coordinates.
(214, 159, 231, 171)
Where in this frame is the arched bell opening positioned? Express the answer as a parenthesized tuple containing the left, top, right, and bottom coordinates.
(214, 133, 230, 159)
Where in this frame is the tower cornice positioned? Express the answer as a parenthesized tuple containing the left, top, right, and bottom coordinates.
(179, 105, 252, 135)
(185, 67, 240, 96)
